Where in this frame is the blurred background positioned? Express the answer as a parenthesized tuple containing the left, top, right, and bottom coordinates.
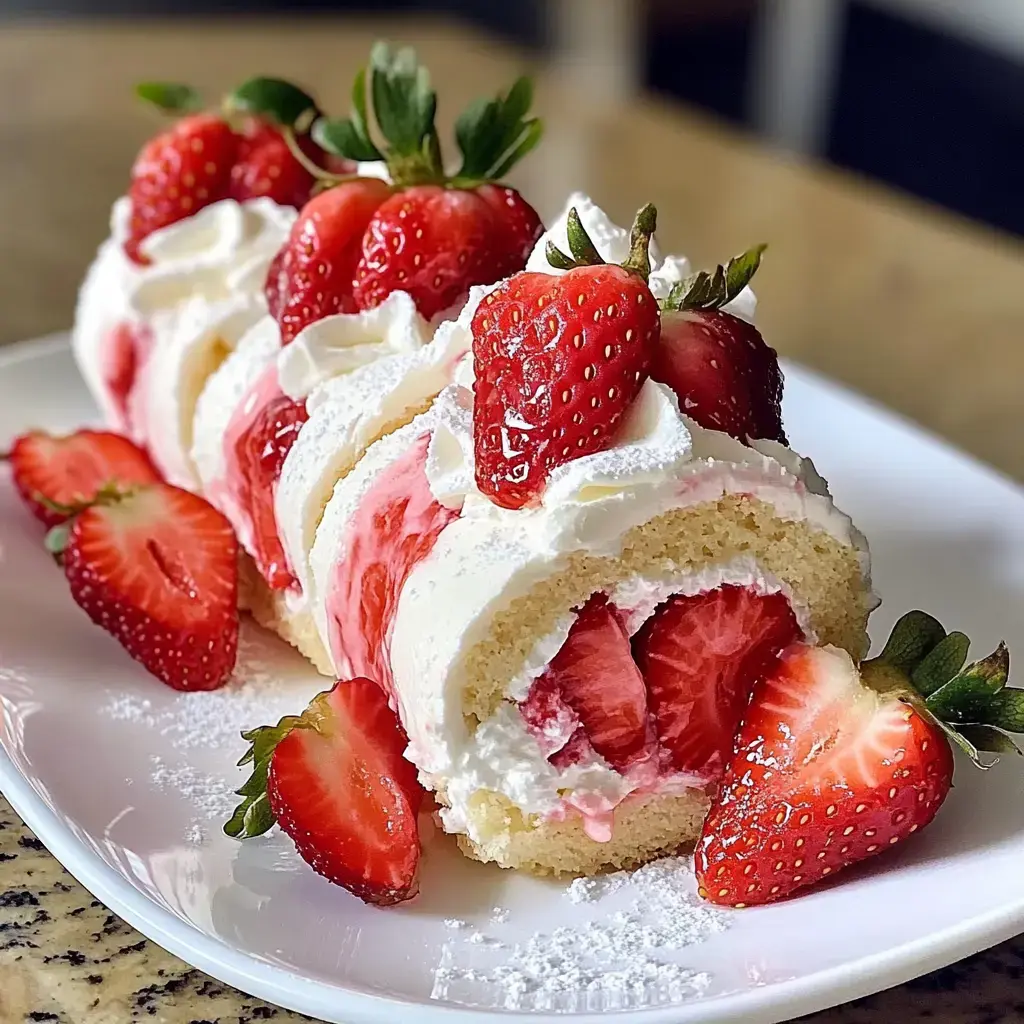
(6, 0, 1024, 236)
(4, 0, 1024, 479)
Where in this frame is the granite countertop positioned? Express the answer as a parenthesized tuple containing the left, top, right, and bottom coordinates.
(4, 14, 1024, 1024)
(3, 793, 1024, 1024)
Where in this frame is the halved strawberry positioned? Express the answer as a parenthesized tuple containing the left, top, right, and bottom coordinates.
(633, 585, 801, 779)
(225, 376, 308, 589)
(532, 594, 650, 771)
(654, 246, 785, 444)
(225, 678, 424, 905)
(59, 483, 239, 691)
(697, 613, 1022, 906)
(327, 434, 458, 691)
(472, 205, 660, 509)
(7, 429, 160, 527)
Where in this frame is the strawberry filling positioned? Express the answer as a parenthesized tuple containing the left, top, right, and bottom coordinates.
(222, 365, 308, 589)
(327, 434, 459, 695)
(518, 583, 803, 832)
(102, 322, 151, 437)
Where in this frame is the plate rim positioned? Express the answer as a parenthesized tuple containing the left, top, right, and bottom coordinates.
(2, 332, 1023, 1024)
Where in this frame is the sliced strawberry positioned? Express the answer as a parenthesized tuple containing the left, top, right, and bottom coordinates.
(520, 672, 580, 759)
(327, 434, 458, 692)
(7, 429, 160, 527)
(61, 483, 239, 691)
(472, 205, 660, 510)
(226, 376, 308, 589)
(633, 585, 800, 779)
(654, 309, 785, 443)
(272, 178, 393, 345)
(353, 185, 531, 320)
(696, 611, 1024, 906)
(535, 594, 650, 771)
(125, 113, 237, 264)
(227, 678, 423, 905)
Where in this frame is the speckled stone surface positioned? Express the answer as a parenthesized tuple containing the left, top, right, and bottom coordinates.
(0, 794, 1021, 1023)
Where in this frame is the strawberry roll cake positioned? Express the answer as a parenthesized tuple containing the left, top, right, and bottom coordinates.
(292, 197, 874, 875)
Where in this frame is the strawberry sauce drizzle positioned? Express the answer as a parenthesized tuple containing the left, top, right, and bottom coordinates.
(103, 322, 152, 440)
(327, 434, 459, 696)
(221, 364, 308, 589)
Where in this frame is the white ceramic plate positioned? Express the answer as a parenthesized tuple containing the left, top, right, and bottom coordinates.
(2, 334, 1024, 1024)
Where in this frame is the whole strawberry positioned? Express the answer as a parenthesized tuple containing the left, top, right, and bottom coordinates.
(269, 43, 543, 334)
(697, 611, 1021, 906)
(654, 245, 786, 444)
(125, 77, 342, 264)
(472, 204, 660, 509)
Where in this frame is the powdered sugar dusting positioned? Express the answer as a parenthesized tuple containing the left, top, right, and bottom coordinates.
(103, 618, 325, 847)
(431, 857, 728, 1011)
(102, 620, 317, 752)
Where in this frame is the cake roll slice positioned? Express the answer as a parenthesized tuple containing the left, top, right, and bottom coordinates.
(349, 380, 872, 876)
(73, 196, 295, 461)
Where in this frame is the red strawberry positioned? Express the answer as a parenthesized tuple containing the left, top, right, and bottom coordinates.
(697, 613, 1020, 907)
(533, 594, 650, 770)
(229, 121, 318, 209)
(472, 205, 660, 509)
(59, 484, 239, 691)
(226, 678, 424, 905)
(476, 183, 544, 276)
(294, 46, 543, 323)
(353, 185, 511, 321)
(227, 383, 309, 589)
(7, 430, 160, 527)
(654, 246, 785, 443)
(632, 586, 800, 779)
(125, 113, 237, 264)
(271, 178, 393, 345)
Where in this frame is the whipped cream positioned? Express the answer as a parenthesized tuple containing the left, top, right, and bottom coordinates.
(191, 316, 281, 549)
(277, 290, 431, 400)
(526, 192, 757, 323)
(275, 316, 472, 603)
(72, 196, 295, 466)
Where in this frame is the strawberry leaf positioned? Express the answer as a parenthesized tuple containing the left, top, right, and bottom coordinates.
(667, 244, 767, 312)
(911, 631, 970, 697)
(225, 77, 318, 131)
(925, 643, 1009, 723)
(135, 82, 203, 114)
(312, 117, 382, 162)
(971, 685, 1024, 733)
(546, 207, 604, 271)
(224, 714, 304, 838)
(958, 724, 1023, 756)
(877, 610, 946, 674)
(349, 68, 380, 158)
(44, 522, 70, 560)
(369, 42, 437, 159)
(455, 76, 542, 181)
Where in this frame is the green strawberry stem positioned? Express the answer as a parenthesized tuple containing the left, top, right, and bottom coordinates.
(280, 127, 358, 186)
(309, 40, 542, 190)
(225, 691, 335, 839)
(664, 243, 767, 312)
(546, 203, 659, 283)
(135, 82, 204, 114)
(860, 611, 1018, 767)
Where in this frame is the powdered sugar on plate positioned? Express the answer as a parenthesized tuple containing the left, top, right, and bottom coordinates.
(431, 857, 729, 1012)
(103, 618, 326, 847)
